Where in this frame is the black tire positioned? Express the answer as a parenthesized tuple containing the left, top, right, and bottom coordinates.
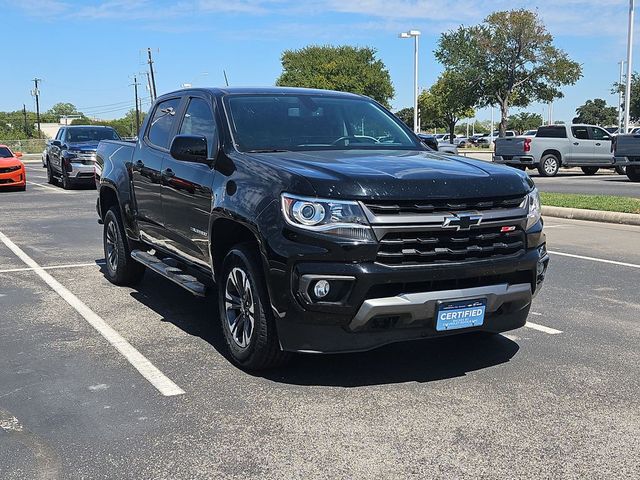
(537, 154, 560, 177)
(627, 165, 640, 182)
(615, 166, 627, 175)
(581, 166, 599, 175)
(61, 170, 72, 190)
(46, 163, 57, 185)
(103, 206, 145, 286)
(218, 244, 290, 370)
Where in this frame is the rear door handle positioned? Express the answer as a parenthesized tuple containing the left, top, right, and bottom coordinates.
(573, 142, 579, 145)
(161, 168, 175, 178)
(595, 143, 602, 146)
(135, 160, 144, 168)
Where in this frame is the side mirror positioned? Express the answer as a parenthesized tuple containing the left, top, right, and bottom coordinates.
(170, 135, 211, 164)
(52, 140, 61, 147)
(14, 151, 23, 158)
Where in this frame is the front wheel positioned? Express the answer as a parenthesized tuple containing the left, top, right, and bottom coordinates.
(627, 165, 640, 182)
(61, 171, 72, 190)
(46, 164, 57, 185)
(103, 207, 145, 286)
(581, 166, 599, 175)
(219, 244, 290, 370)
(537, 155, 560, 177)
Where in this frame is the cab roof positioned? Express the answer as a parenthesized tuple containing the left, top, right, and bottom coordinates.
(159, 86, 367, 100)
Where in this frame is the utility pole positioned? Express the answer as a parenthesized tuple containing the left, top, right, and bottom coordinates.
(131, 75, 141, 134)
(619, 60, 625, 132)
(31, 78, 42, 138)
(147, 48, 157, 101)
(624, 0, 635, 133)
(22, 104, 28, 136)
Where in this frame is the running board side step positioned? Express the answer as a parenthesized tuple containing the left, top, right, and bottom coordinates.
(130, 250, 206, 297)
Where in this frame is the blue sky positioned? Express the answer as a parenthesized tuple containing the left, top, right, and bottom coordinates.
(1, 0, 637, 124)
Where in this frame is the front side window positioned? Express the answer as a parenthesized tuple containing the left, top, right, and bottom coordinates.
(589, 127, 611, 141)
(147, 98, 180, 149)
(179, 98, 217, 157)
(225, 94, 419, 152)
(0, 147, 13, 158)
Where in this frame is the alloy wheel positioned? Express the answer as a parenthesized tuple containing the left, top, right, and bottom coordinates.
(105, 220, 119, 272)
(224, 267, 255, 349)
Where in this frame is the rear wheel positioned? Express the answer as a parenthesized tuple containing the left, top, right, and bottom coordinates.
(219, 244, 290, 370)
(537, 155, 560, 177)
(627, 165, 640, 182)
(103, 206, 145, 286)
(581, 166, 599, 175)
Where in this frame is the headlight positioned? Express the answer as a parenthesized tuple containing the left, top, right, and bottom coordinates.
(526, 188, 541, 229)
(63, 150, 78, 158)
(281, 193, 374, 242)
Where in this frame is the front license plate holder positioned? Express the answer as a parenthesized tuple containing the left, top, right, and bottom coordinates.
(436, 298, 486, 332)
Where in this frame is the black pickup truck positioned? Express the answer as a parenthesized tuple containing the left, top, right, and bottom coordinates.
(96, 87, 549, 370)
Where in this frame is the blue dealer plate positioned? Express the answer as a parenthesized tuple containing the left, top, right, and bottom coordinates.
(436, 299, 486, 332)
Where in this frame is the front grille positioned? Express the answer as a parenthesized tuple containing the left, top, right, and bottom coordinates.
(363, 195, 524, 216)
(0, 166, 21, 173)
(377, 225, 526, 266)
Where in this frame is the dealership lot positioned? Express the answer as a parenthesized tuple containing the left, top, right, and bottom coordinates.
(1, 164, 639, 479)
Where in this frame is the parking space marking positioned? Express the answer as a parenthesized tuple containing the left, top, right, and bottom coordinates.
(525, 321, 563, 334)
(27, 181, 71, 194)
(0, 231, 185, 397)
(0, 261, 105, 274)
(549, 250, 640, 269)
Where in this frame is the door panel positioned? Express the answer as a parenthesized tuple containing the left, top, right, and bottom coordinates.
(161, 96, 217, 266)
(569, 126, 594, 164)
(589, 127, 614, 165)
(132, 97, 181, 243)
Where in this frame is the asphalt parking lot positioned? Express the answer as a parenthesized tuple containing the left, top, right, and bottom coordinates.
(1, 163, 639, 479)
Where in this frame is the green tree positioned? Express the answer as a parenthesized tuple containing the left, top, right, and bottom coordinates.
(276, 45, 395, 107)
(418, 71, 476, 141)
(394, 107, 414, 128)
(613, 72, 640, 123)
(435, 9, 582, 137)
(507, 112, 544, 133)
(71, 109, 146, 138)
(45, 102, 82, 121)
(573, 99, 617, 126)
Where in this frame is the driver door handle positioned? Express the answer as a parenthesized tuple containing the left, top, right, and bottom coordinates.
(573, 142, 579, 145)
(135, 160, 144, 168)
(595, 143, 602, 146)
(161, 168, 175, 179)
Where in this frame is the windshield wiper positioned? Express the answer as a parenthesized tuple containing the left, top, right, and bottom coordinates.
(245, 148, 290, 153)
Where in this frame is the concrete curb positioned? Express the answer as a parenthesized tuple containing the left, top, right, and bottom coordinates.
(542, 206, 640, 226)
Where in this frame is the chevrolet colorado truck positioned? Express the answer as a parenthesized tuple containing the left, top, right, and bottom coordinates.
(46, 125, 121, 189)
(493, 124, 626, 177)
(96, 87, 549, 370)
(612, 134, 640, 182)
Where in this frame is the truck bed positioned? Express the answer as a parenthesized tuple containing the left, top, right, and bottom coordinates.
(613, 134, 640, 159)
(494, 137, 527, 158)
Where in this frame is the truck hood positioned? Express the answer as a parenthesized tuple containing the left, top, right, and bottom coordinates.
(246, 149, 533, 200)
(67, 141, 99, 152)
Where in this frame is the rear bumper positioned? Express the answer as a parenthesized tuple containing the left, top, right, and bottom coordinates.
(493, 155, 536, 165)
(613, 156, 640, 166)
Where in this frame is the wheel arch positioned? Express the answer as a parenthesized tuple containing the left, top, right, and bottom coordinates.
(541, 149, 562, 164)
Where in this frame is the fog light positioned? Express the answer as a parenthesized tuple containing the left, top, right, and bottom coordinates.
(536, 260, 545, 276)
(314, 280, 331, 298)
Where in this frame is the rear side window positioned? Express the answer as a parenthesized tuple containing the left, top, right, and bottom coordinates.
(147, 98, 180, 149)
(537, 126, 567, 138)
(571, 126, 590, 140)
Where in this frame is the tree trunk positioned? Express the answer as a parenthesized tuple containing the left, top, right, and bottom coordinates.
(449, 121, 456, 146)
(499, 100, 509, 137)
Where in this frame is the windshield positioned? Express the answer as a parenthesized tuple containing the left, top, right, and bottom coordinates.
(225, 94, 420, 152)
(0, 147, 13, 158)
(66, 128, 120, 143)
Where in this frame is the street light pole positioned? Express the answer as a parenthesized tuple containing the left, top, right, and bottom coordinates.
(624, 0, 635, 133)
(399, 30, 421, 133)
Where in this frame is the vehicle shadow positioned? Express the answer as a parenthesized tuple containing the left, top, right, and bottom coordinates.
(118, 268, 520, 388)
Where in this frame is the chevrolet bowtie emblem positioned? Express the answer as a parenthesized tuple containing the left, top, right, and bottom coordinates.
(442, 213, 483, 230)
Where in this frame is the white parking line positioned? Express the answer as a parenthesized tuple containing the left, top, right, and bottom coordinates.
(0, 261, 105, 274)
(549, 250, 640, 269)
(525, 321, 563, 335)
(27, 181, 70, 193)
(0, 231, 185, 397)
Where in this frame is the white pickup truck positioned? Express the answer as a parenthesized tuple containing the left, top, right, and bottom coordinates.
(493, 124, 627, 177)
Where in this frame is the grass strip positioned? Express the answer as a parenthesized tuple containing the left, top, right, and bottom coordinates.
(541, 192, 640, 214)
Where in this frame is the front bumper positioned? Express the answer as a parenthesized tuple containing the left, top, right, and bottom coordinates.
(68, 161, 96, 181)
(493, 155, 536, 165)
(273, 247, 549, 353)
(0, 168, 26, 188)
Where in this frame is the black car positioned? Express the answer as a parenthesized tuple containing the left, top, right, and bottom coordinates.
(96, 87, 548, 370)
